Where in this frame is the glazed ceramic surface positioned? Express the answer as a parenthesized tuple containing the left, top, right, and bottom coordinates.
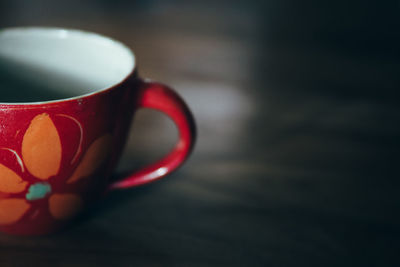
(0, 28, 195, 235)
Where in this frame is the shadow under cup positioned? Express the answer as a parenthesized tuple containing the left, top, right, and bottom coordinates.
(0, 28, 138, 235)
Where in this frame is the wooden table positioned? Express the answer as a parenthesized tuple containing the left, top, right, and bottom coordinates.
(0, 1, 399, 266)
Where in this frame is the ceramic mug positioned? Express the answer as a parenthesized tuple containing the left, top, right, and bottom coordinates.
(0, 27, 196, 235)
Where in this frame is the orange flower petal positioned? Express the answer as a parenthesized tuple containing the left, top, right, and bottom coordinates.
(67, 134, 112, 184)
(48, 194, 83, 220)
(22, 113, 62, 180)
(0, 164, 28, 193)
(0, 198, 30, 225)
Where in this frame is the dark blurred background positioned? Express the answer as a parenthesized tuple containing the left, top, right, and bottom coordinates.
(0, 0, 399, 266)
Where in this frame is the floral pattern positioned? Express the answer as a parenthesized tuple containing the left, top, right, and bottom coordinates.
(0, 113, 112, 225)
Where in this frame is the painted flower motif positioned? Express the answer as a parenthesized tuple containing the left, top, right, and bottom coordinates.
(0, 113, 112, 225)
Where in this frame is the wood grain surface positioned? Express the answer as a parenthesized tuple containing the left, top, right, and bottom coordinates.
(0, 1, 399, 266)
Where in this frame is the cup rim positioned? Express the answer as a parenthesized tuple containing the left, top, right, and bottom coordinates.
(0, 26, 136, 106)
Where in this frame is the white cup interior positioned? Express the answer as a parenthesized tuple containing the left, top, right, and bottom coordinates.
(0, 27, 135, 103)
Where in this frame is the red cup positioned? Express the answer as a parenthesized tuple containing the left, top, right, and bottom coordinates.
(0, 27, 196, 235)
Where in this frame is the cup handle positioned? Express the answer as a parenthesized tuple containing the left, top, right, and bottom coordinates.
(108, 80, 196, 190)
